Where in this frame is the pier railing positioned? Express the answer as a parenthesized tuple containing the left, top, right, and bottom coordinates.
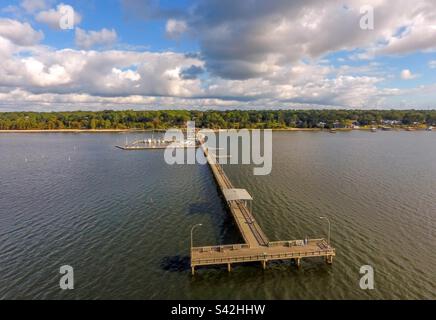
(191, 244, 250, 253)
(191, 248, 336, 266)
(267, 239, 328, 248)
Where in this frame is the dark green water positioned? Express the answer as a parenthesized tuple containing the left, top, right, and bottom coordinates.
(0, 131, 434, 299)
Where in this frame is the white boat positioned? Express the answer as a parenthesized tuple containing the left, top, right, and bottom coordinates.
(426, 126, 433, 131)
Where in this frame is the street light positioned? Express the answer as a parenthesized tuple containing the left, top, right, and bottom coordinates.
(319, 216, 331, 245)
(190, 224, 203, 251)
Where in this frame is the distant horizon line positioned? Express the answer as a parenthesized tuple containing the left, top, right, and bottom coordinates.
(1, 108, 436, 113)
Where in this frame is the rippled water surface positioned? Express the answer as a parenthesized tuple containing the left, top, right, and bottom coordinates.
(0, 131, 435, 299)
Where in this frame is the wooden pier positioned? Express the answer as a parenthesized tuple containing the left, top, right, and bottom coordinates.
(116, 144, 197, 150)
(116, 139, 198, 150)
(191, 140, 335, 274)
(115, 129, 335, 274)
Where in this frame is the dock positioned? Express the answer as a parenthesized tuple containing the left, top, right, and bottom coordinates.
(116, 138, 198, 150)
(116, 144, 197, 150)
(191, 139, 335, 274)
(115, 129, 336, 274)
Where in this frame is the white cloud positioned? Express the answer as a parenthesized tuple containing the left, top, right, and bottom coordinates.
(112, 68, 141, 82)
(3, 0, 436, 112)
(165, 19, 187, 39)
(35, 3, 82, 29)
(20, 0, 49, 13)
(123, 0, 436, 80)
(0, 18, 43, 46)
(401, 69, 417, 80)
(376, 9, 436, 56)
(429, 60, 436, 69)
(21, 57, 71, 86)
(0, 24, 421, 111)
(75, 28, 118, 49)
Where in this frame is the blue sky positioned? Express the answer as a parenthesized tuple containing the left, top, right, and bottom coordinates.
(0, 0, 435, 110)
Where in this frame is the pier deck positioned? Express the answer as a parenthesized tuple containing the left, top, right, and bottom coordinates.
(204, 147, 268, 247)
(116, 145, 197, 150)
(192, 239, 334, 268)
(191, 141, 335, 274)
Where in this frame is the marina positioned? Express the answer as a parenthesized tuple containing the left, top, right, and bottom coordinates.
(116, 136, 198, 150)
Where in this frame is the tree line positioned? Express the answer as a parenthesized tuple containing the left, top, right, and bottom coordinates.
(0, 110, 435, 130)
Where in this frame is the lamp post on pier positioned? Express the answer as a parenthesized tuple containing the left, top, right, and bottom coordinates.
(190, 224, 203, 252)
(319, 216, 331, 245)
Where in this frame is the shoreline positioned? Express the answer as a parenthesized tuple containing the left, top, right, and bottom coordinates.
(0, 129, 156, 133)
(0, 127, 431, 133)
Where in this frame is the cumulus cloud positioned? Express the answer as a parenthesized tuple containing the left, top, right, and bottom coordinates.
(123, 0, 436, 80)
(35, 3, 82, 29)
(75, 28, 118, 49)
(375, 4, 436, 56)
(0, 25, 391, 110)
(401, 69, 417, 80)
(112, 68, 141, 82)
(22, 57, 71, 86)
(0, 18, 43, 46)
(20, 0, 50, 13)
(2, 0, 436, 111)
(0, 32, 204, 99)
(165, 19, 187, 39)
(180, 65, 205, 79)
(429, 60, 436, 69)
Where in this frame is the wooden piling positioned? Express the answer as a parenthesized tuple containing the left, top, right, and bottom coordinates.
(296, 258, 301, 268)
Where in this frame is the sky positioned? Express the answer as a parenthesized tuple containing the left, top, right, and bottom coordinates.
(0, 0, 436, 111)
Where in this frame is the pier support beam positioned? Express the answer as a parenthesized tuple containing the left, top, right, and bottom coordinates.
(296, 258, 301, 268)
(325, 255, 333, 264)
(191, 266, 195, 276)
(262, 260, 267, 270)
(227, 263, 232, 273)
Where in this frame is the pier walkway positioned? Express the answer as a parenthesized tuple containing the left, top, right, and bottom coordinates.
(191, 139, 335, 274)
(204, 147, 268, 247)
